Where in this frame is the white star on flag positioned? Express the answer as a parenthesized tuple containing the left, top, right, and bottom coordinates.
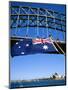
(16, 42, 18, 45)
(43, 45, 48, 50)
(21, 52, 25, 54)
(18, 46, 21, 48)
(26, 44, 29, 47)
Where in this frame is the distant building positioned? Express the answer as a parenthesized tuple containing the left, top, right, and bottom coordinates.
(50, 73, 64, 80)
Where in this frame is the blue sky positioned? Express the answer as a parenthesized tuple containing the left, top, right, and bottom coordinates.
(10, 2, 66, 81)
(10, 54, 65, 80)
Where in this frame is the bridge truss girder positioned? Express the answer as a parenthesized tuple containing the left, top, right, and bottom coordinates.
(10, 5, 66, 39)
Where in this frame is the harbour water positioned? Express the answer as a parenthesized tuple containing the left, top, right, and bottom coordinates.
(10, 79, 66, 89)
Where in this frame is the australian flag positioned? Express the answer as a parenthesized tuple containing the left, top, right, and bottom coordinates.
(11, 37, 58, 57)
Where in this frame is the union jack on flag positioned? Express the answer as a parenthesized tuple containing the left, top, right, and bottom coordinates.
(32, 38, 52, 44)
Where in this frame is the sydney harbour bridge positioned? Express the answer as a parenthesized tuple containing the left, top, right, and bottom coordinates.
(10, 5, 66, 56)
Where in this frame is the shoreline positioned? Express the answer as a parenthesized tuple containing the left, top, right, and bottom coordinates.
(11, 78, 65, 83)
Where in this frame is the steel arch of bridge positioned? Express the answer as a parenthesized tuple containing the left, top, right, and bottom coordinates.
(10, 5, 66, 41)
